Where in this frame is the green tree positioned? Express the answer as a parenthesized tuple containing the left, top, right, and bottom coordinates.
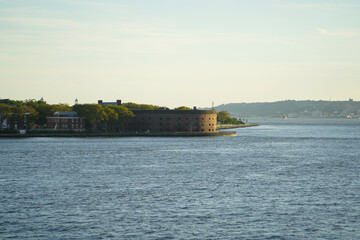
(24, 99, 71, 126)
(106, 105, 135, 132)
(0, 103, 11, 128)
(101, 106, 116, 131)
(73, 104, 107, 132)
(0, 104, 26, 129)
(217, 111, 231, 123)
(123, 102, 166, 110)
(217, 110, 244, 124)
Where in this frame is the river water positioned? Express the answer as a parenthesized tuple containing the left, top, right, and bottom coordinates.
(1, 119, 360, 239)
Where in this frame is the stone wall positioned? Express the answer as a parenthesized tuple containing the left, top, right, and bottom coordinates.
(128, 110, 217, 133)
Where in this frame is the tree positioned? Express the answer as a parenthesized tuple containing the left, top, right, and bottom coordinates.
(101, 106, 116, 131)
(0, 103, 11, 128)
(73, 104, 107, 132)
(217, 111, 231, 123)
(24, 99, 71, 126)
(217, 110, 244, 124)
(24, 106, 39, 127)
(123, 102, 166, 110)
(0, 104, 26, 129)
(106, 105, 135, 132)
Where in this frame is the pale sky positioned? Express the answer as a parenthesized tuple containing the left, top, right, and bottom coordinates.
(1, 0, 360, 107)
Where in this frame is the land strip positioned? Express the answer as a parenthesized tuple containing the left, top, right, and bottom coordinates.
(0, 131, 237, 138)
(217, 123, 259, 130)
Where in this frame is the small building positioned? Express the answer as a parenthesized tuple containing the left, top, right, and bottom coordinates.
(46, 111, 85, 131)
(98, 99, 123, 106)
(128, 109, 217, 133)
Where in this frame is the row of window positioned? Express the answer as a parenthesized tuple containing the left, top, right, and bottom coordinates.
(140, 117, 216, 121)
(138, 122, 216, 128)
(141, 128, 215, 132)
(59, 124, 84, 129)
(48, 118, 84, 123)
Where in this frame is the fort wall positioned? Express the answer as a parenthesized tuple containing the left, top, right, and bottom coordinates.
(128, 110, 217, 133)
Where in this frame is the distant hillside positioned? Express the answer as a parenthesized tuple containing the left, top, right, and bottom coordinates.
(213, 100, 360, 118)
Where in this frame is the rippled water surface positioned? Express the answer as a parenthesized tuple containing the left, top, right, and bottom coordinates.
(1, 119, 360, 239)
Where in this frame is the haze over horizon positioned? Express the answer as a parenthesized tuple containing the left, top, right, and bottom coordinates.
(1, 0, 360, 108)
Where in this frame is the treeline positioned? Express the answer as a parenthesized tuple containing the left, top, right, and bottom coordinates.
(1, 99, 197, 132)
(0, 99, 71, 128)
(72, 104, 134, 132)
(215, 100, 360, 118)
(122, 102, 167, 110)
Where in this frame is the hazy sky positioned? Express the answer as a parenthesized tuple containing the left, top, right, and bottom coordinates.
(1, 0, 360, 107)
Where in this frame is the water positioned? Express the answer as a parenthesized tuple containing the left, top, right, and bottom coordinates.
(1, 119, 360, 239)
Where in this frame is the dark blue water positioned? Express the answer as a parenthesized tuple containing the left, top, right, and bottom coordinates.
(1, 119, 360, 239)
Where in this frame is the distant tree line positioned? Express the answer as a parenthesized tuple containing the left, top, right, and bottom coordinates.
(215, 100, 360, 118)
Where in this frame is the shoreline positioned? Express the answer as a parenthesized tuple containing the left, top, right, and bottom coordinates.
(0, 131, 237, 138)
(0, 123, 261, 138)
(217, 123, 259, 130)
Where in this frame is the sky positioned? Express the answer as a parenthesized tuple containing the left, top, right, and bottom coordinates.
(1, 0, 360, 108)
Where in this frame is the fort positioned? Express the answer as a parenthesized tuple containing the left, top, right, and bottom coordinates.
(96, 99, 218, 133)
(128, 109, 217, 133)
